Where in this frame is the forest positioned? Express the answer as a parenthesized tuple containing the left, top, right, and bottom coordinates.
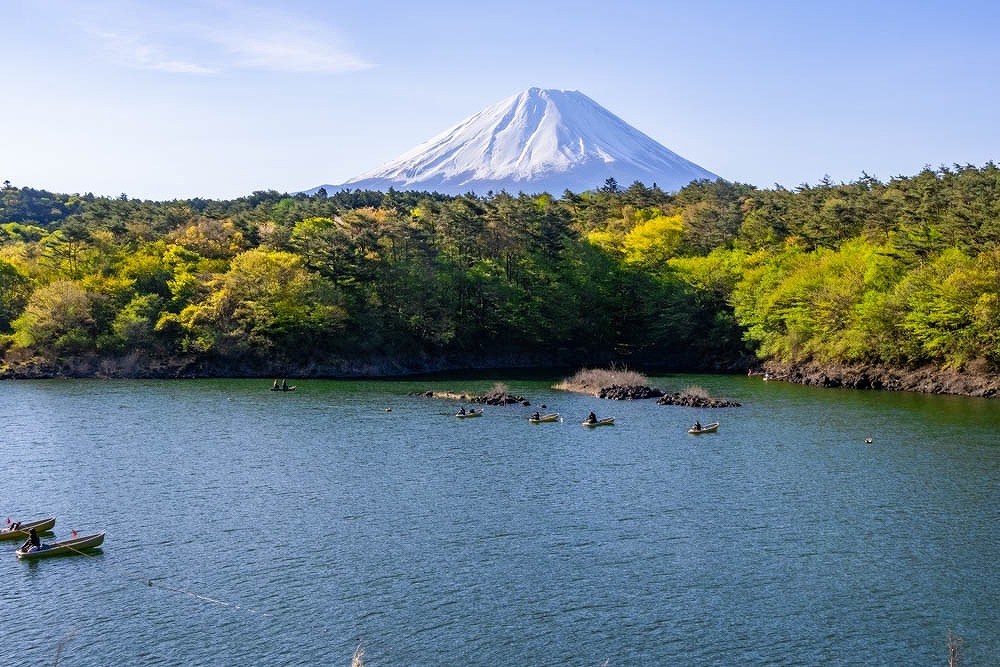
(1, 164, 998, 381)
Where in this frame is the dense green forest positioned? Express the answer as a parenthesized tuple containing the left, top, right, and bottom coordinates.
(1, 165, 999, 379)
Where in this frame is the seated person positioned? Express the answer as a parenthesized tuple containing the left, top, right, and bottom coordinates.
(20, 527, 41, 552)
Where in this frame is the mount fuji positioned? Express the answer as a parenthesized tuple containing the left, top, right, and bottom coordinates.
(312, 87, 718, 196)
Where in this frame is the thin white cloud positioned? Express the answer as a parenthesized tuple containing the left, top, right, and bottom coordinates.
(203, 5, 375, 73)
(82, 3, 373, 75)
(210, 29, 374, 73)
(91, 29, 217, 74)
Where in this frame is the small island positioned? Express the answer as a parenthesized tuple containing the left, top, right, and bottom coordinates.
(656, 387, 741, 408)
(555, 368, 740, 407)
(412, 383, 529, 406)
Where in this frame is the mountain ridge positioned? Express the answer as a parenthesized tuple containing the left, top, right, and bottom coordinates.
(310, 87, 718, 195)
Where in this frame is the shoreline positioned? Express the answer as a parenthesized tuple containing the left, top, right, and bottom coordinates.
(761, 360, 999, 399)
(2, 354, 997, 399)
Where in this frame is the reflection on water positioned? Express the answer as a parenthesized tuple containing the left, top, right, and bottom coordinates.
(1, 376, 997, 665)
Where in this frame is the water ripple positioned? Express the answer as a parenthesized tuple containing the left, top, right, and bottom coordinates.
(0, 377, 997, 665)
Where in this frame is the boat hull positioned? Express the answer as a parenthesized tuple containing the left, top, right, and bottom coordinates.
(16, 532, 105, 560)
(583, 417, 615, 427)
(528, 413, 560, 423)
(0, 517, 56, 540)
(688, 422, 720, 434)
(456, 411, 483, 418)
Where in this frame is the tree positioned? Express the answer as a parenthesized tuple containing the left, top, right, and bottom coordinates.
(0, 259, 32, 332)
(179, 249, 346, 359)
(11, 281, 95, 355)
(39, 219, 92, 278)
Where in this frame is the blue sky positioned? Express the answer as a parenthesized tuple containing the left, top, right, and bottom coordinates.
(3, 0, 998, 200)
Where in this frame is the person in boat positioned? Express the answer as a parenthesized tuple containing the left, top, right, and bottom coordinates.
(587, 411, 597, 424)
(531, 411, 541, 420)
(272, 379, 279, 390)
(20, 527, 41, 552)
(458, 406, 467, 415)
(281, 379, 289, 391)
(694, 421, 702, 431)
(9, 520, 20, 531)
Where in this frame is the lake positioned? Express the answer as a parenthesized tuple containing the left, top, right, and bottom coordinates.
(1, 375, 997, 665)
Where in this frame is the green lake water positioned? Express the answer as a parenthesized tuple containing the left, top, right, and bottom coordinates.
(1, 374, 997, 665)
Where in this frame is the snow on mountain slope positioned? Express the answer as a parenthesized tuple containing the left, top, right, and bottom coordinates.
(314, 87, 718, 196)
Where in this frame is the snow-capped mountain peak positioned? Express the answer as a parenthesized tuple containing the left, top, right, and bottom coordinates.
(316, 87, 717, 195)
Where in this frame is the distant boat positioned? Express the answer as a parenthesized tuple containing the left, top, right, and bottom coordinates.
(688, 421, 720, 434)
(456, 409, 483, 418)
(1, 517, 55, 541)
(528, 413, 560, 423)
(583, 417, 615, 428)
(15, 531, 105, 560)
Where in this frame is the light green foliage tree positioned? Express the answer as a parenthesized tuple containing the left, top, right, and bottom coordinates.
(171, 217, 246, 259)
(731, 240, 906, 363)
(897, 248, 1000, 366)
(179, 249, 346, 358)
(11, 280, 95, 355)
(621, 213, 684, 269)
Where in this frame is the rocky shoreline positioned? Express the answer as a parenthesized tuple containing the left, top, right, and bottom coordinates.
(2, 353, 996, 400)
(410, 387, 530, 406)
(655, 392, 741, 408)
(762, 360, 999, 398)
(597, 384, 663, 400)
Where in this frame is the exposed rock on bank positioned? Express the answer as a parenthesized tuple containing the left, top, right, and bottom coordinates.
(411, 384, 529, 406)
(598, 384, 664, 400)
(762, 361, 999, 398)
(656, 392, 741, 408)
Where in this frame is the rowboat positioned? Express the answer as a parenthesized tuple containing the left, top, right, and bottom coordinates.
(456, 409, 483, 418)
(528, 413, 560, 423)
(15, 532, 105, 560)
(583, 417, 615, 427)
(688, 421, 720, 434)
(0, 517, 56, 540)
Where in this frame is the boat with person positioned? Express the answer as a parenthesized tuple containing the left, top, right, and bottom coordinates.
(455, 409, 483, 418)
(1, 517, 56, 540)
(582, 416, 615, 427)
(15, 531, 105, 560)
(688, 421, 720, 434)
(528, 413, 560, 423)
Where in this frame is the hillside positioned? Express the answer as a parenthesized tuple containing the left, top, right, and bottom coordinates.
(1, 164, 999, 397)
